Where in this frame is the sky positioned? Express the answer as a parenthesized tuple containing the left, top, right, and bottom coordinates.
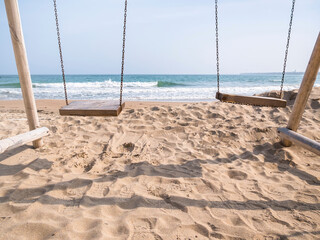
(0, 0, 319, 75)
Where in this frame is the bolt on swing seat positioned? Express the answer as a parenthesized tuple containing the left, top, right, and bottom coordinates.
(59, 100, 125, 117)
(215, 92, 287, 108)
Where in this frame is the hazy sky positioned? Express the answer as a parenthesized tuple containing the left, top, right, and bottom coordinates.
(0, 0, 319, 74)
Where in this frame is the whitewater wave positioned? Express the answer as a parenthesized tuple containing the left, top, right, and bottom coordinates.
(32, 79, 158, 88)
(32, 80, 189, 89)
(0, 84, 308, 101)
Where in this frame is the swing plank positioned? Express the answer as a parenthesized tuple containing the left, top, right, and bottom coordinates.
(59, 100, 125, 117)
(216, 92, 287, 108)
(278, 128, 320, 156)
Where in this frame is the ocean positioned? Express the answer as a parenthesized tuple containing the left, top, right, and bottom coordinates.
(0, 73, 319, 102)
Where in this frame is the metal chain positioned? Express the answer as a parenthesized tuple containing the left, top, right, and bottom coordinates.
(280, 0, 296, 98)
(215, 0, 295, 98)
(53, 0, 68, 105)
(214, 0, 220, 93)
(120, 0, 128, 106)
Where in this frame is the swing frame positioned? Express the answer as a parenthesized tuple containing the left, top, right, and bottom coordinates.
(3, 0, 49, 151)
(279, 33, 320, 156)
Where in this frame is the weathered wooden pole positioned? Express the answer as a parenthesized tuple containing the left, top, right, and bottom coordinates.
(279, 128, 320, 155)
(0, 127, 49, 154)
(282, 32, 320, 147)
(4, 0, 43, 148)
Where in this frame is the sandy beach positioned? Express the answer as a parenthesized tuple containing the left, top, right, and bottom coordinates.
(0, 88, 319, 239)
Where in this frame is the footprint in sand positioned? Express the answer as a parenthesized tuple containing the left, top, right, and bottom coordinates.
(227, 170, 248, 180)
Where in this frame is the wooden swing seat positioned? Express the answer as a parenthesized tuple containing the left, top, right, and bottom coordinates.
(216, 92, 287, 108)
(59, 100, 125, 116)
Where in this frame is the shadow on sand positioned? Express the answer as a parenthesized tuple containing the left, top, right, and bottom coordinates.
(0, 145, 33, 162)
(0, 140, 319, 215)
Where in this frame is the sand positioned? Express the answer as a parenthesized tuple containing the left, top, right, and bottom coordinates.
(0, 88, 319, 240)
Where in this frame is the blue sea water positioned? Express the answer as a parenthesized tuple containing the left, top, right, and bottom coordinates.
(0, 74, 319, 101)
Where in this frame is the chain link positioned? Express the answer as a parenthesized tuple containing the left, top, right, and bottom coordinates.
(280, 0, 296, 98)
(120, 0, 128, 106)
(53, 0, 68, 105)
(214, 0, 220, 93)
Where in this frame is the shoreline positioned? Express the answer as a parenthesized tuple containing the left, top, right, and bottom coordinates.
(1, 86, 319, 113)
(0, 100, 192, 114)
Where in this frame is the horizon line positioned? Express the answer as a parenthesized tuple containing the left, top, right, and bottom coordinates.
(0, 72, 308, 76)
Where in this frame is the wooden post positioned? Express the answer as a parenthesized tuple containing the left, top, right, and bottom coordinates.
(4, 0, 43, 148)
(282, 32, 320, 147)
